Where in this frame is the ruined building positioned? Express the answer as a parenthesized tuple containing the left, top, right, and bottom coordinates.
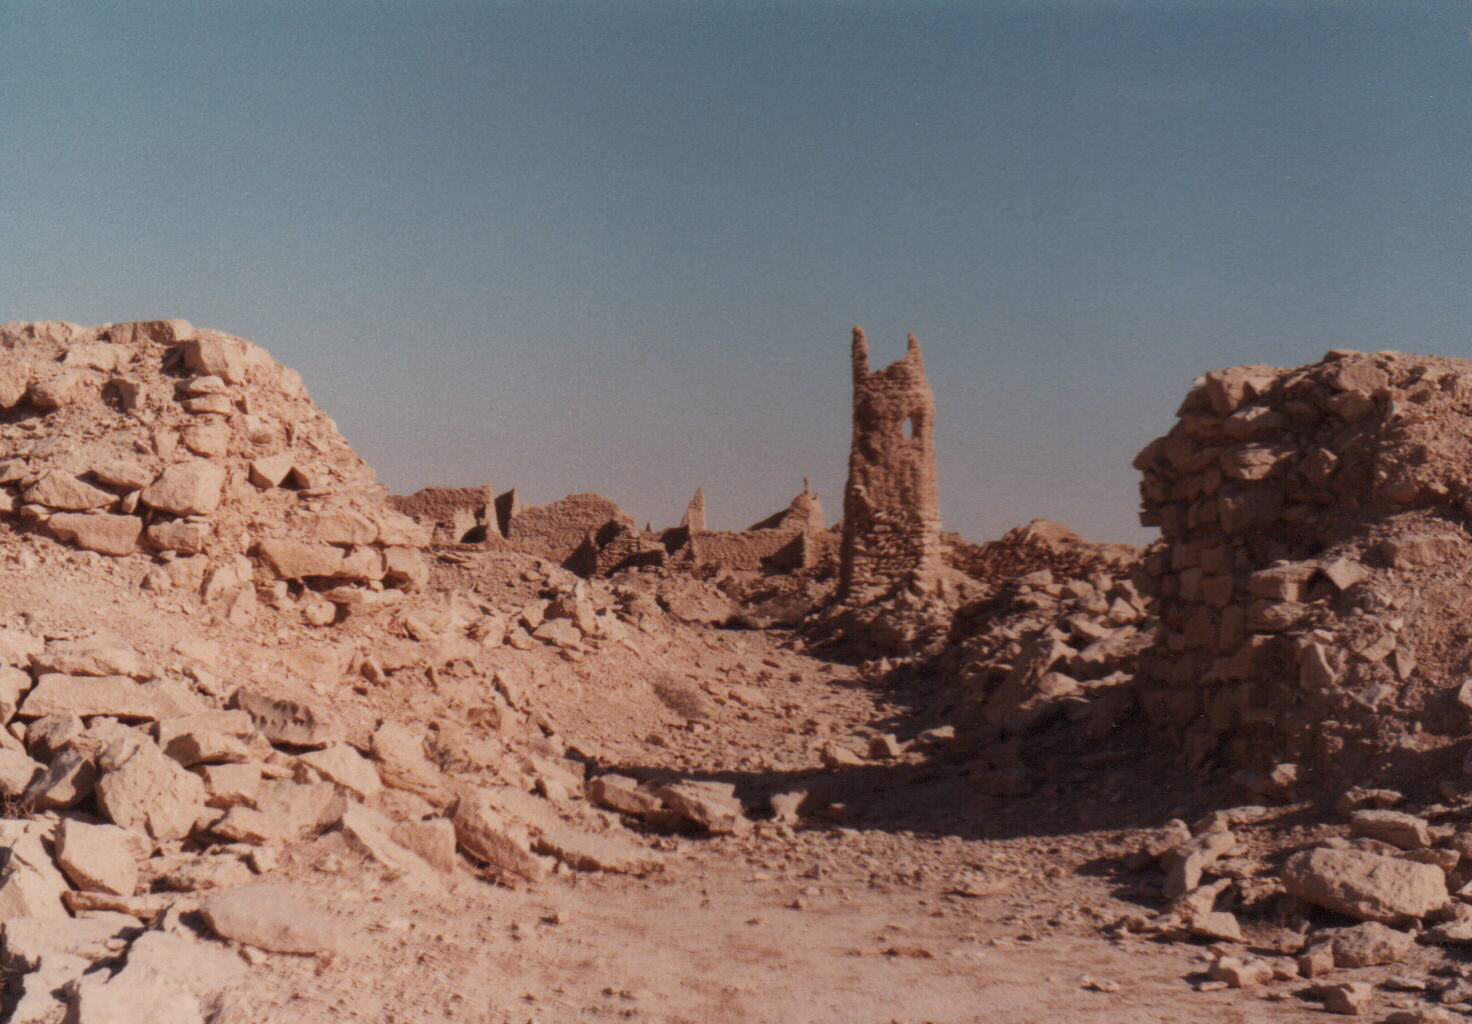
(839, 327, 943, 599)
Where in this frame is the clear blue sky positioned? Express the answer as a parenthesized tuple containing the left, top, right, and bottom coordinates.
(4, 1, 1470, 543)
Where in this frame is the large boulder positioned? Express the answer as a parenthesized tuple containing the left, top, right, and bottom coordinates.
(1281, 847, 1448, 924)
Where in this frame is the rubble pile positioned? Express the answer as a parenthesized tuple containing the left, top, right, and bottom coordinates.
(939, 552, 1151, 740)
(1133, 349, 1472, 782)
(0, 319, 431, 623)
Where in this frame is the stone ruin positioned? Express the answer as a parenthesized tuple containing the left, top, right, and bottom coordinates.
(0, 318, 431, 621)
(1133, 348, 1472, 784)
(839, 327, 943, 601)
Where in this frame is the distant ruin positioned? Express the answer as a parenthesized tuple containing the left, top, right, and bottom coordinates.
(839, 327, 943, 599)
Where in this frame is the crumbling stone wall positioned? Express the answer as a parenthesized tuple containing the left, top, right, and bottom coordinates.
(839, 328, 942, 599)
(388, 485, 495, 544)
(507, 493, 635, 571)
(681, 483, 827, 573)
(1134, 349, 1472, 780)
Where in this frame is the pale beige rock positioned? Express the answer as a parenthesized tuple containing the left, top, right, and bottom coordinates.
(200, 883, 339, 953)
(109, 318, 195, 345)
(27, 369, 87, 410)
(24, 471, 113, 511)
(180, 336, 247, 384)
(55, 818, 138, 896)
(33, 638, 148, 678)
(20, 675, 188, 721)
(95, 740, 208, 841)
(0, 628, 44, 667)
(211, 780, 341, 844)
(337, 803, 439, 891)
(1163, 829, 1238, 898)
(369, 721, 446, 805)
(0, 748, 42, 798)
(181, 419, 229, 458)
(299, 743, 381, 799)
(382, 546, 429, 589)
(1350, 809, 1432, 850)
(90, 459, 153, 491)
(532, 823, 661, 875)
(452, 789, 545, 881)
(588, 774, 662, 817)
(0, 664, 33, 719)
(1329, 921, 1414, 967)
(0, 913, 140, 973)
(232, 690, 338, 747)
(1208, 955, 1272, 988)
(193, 762, 261, 808)
(46, 513, 143, 555)
(0, 840, 70, 920)
(22, 748, 98, 809)
(1319, 980, 1372, 1015)
(248, 452, 295, 488)
(255, 537, 345, 579)
(0, 363, 29, 408)
(655, 780, 750, 834)
(140, 461, 225, 516)
(161, 730, 252, 767)
(1282, 847, 1448, 923)
(390, 818, 457, 874)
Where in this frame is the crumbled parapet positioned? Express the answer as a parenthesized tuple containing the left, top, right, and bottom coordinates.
(1133, 349, 1472, 781)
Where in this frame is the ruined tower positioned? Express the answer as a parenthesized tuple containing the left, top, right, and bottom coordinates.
(839, 327, 942, 598)
(681, 487, 707, 533)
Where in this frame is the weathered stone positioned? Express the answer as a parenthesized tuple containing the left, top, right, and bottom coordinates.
(34, 637, 148, 678)
(369, 721, 448, 806)
(1329, 921, 1414, 968)
(390, 818, 457, 874)
(1350, 809, 1432, 850)
(452, 789, 545, 881)
(1380, 535, 1463, 569)
(0, 829, 70, 919)
(54, 818, 138, 896)
(1336, 786, 1403, 816)
(588, 774, 663, 817)
(654, 780, 750, 835)
(160, 730, 252, 767)
(144, 520, 210, 554)
(337, 803, 439, 890)
(20, 675, 186, 721)
(298, 744, 381, 799)
(200, 883, 340, 953)
(248, 453, 295, 488)
(95, 740, 208, 841)
(531, 824, 661, 875)
(22, 748, 98, 809)
(1163, 830, 1237, 898)
(181, 419, 229, 458)
(180, 336, 246, 384)
(24, 471, 113, 511)
(140, 461, 225, 516)
(0, 914, 140, 974)
(47, 513, 142, 555)
(0, 748, 41, 798)
(211, 780, 341, 845)
(1281, 847, 1448, 923)
(232, 689, 338, 747)
(1208, 955, 1272, 988)
(1319, 980, 1372, 1016)
(255, 538, 345, 579)
(193, 762, 261, 808)
(839, 328, 941, 598)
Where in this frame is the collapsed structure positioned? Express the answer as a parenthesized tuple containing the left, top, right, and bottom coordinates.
(1134, 349, 1472, 782)
(839, 328, 943, 600)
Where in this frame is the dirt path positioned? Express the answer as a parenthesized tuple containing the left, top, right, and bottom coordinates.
(222, 626, 1354, 1024)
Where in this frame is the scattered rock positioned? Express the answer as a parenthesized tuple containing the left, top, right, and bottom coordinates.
(54, 818, 139, 896)
(200, 883, 340, 954)
(1281, 847, 1448, 924)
